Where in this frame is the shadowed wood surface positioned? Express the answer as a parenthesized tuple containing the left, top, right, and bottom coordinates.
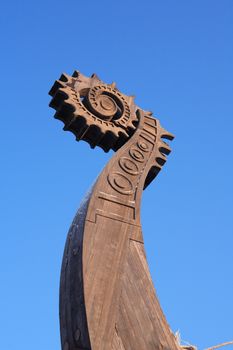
(59, 113, 180, 350)
(49, 71, 181, 350)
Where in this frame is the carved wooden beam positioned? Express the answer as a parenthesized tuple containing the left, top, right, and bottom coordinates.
(49, 71, 181, 350)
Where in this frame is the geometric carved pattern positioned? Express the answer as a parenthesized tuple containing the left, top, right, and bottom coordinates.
(49, 71, 139, 152)
(108, 172, 134, 195)
(49, 70, 180, 350)
(119, 157, 139, 175)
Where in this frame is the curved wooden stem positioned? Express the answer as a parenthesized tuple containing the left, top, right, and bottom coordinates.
(60, 110, 180, 350)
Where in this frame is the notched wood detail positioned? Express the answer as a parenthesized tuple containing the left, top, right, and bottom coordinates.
(96, 191, 136, 223)
(49, 70, 178, 350)
(49, 71, 139, 152)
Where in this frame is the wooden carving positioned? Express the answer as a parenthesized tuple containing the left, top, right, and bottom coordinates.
(49, 71, 181, 350)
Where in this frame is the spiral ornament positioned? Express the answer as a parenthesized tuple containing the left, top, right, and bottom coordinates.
(49, 70, 179, 350)
(49, 71, 139, 152)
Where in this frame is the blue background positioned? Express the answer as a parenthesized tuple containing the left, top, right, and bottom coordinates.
(1, 1, 232, 349)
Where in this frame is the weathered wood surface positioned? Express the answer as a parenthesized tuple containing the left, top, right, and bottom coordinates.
(49, 71, 181, 350)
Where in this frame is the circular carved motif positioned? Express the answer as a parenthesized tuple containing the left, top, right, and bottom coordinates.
(119, 157, 139, 175)
(49, 72, 139, 151)
(108, 172, 134, 195)
(87, 85, 129, 122)
(129, 147, 145, 163)
(100, 95, 117, 112)
(137, 140, 150, 152)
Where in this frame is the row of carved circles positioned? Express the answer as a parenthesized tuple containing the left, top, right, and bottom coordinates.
(108, 139, 151, 195)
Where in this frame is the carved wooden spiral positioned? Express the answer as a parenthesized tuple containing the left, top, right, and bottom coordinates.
(49, 71, 138, 152)
(49, 70, 180, 350)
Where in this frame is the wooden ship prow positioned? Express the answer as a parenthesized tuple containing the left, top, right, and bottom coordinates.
(49, 70, 183, 350)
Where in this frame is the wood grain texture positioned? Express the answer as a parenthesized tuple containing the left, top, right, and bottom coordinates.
(59, 110, 181, 350)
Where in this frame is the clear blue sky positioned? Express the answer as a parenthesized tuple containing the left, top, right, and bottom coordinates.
(0, 1, 232, 349)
